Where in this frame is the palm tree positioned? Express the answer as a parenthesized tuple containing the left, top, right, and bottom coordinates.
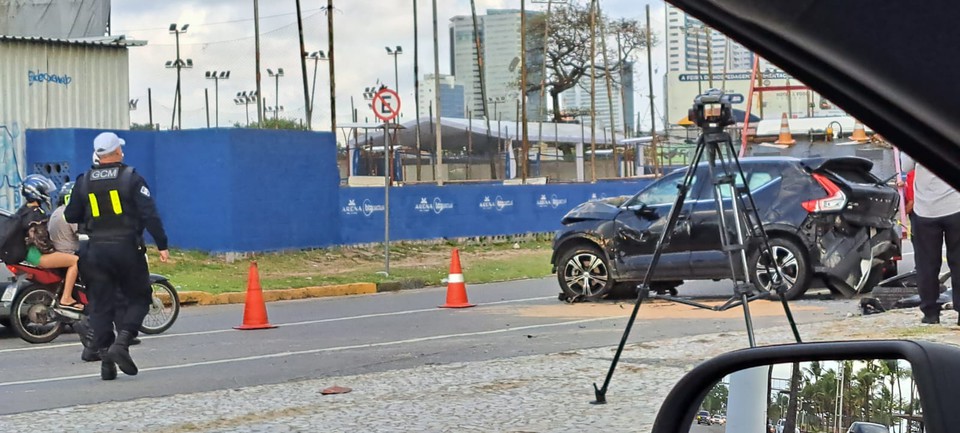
(785, 363, 802, 433)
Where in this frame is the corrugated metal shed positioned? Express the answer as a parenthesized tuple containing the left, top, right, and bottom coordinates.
(0, 34, 142, 209)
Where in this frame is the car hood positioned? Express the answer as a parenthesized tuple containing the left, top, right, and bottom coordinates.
(560, 199, 622, 224)
(667, 0, 960, 189)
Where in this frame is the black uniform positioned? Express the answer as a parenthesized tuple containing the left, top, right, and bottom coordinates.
(64, 163, 168, 351)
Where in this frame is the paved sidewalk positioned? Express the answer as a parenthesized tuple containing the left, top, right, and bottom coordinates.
(2, 308, 957, 433)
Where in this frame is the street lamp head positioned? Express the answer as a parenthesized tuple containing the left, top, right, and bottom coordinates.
(180, 24, 189, 32)
(221, 71, 230, 79)
(205, 70, 214, 78)
(277, 68, 284, 76)
(267, 68, 274, 75)
(185, 59, 194, 68)
(385, 46, 392, 54)
(395, 45, 402, 54)
(165, 60, 174, 68)
(168, 23, 177, 32)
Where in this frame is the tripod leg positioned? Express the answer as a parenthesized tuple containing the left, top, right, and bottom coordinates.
(722, 137, 803, 343)
(592, 134, 708, 404)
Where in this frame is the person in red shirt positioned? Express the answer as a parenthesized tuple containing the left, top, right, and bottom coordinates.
(905, 169, 916, 238)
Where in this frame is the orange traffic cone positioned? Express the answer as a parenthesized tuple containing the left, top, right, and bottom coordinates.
(234, 261, 277, 330)
(774, 113, 795, 145)
(850, 120, 869, 143)
(439, 248, 475, 308)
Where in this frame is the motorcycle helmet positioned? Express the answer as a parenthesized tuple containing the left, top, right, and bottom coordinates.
(58, 181, 75, 206)
(21, 174, 57, 207)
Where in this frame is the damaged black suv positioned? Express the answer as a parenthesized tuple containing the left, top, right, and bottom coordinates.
(551, 156, 901, 300)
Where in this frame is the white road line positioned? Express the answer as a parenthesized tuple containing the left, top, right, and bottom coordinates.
(0, 296, 556, 354)
(0, 316, 618, 388)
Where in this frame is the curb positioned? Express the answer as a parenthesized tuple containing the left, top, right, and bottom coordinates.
(177, 279, 428, 306)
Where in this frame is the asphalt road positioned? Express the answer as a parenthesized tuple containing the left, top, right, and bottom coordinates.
(0, 272, 865, 416)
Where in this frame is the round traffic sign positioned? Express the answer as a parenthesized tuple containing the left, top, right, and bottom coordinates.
(372, 88, 401, 122)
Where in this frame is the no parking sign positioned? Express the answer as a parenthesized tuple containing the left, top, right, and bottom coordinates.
(372, 88, 401, 122)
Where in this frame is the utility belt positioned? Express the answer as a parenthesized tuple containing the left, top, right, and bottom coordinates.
(83, 231, 145, 249)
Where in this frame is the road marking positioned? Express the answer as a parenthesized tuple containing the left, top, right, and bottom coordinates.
(0, 296, 557, 354)
(0, 316, 619, 388)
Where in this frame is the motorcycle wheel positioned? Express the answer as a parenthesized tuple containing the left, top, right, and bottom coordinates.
(140, 280, 179, 335)
(11, 285, 63, 344)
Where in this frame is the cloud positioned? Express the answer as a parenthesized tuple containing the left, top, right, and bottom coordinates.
(117, 0, 669, 133)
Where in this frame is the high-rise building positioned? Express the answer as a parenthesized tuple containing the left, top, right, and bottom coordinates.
(418, 74, 465, 119)
(559, 63, 635, 134)
(449, 9, 542, 122)
(664, 3, 753, 73)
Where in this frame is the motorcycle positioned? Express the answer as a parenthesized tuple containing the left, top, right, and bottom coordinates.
(0, 263, 180, 344)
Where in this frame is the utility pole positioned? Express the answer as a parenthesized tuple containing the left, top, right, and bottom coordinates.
(597, 1, 619, 177)
(295, 0, 312, 129)
(327, 0, 337, 135)
(706, 27, 713, 88)
(534, 0, 554, 149)
(589, 0, 597, 182)
(147, 88, 154, 130)
(432, 0, 443, 185)
(645, 4, 659, 175)
(413, 0, 423, 180)
(254, 1, 264, 126)
(520, 0, 530, 181)
(470, 0, 495, 180)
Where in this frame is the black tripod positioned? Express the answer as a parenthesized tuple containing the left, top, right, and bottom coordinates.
(591, 106, 803, 404)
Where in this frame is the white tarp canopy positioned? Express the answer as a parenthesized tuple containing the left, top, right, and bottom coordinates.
(0, 0, 110, 38)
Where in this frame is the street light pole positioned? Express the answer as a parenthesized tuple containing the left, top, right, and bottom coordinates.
(268, 68, 285, 121)
(385, 46, 402, 93)
(169, 23, 189, 129)
(307, 51, 327, 127)
(205, 70, 230, 127)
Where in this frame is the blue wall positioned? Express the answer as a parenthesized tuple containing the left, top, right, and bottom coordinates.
(26, 129, 651, 252)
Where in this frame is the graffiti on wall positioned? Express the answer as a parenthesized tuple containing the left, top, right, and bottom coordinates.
(0, 122, 25, 210)
(28, 70, 73, 87)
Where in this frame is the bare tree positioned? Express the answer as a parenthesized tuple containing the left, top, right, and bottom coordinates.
(526, 1, 655, 123)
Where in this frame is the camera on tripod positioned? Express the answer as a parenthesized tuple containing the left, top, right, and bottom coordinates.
(688, 88, 745, 128)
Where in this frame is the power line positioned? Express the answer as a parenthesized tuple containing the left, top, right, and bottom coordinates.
(146, 12, 322, 47)
(113, 8, 324, 33)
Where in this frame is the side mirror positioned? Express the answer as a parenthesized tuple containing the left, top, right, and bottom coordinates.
(650, 340, 960, 433)
(626, 203, 658, 219)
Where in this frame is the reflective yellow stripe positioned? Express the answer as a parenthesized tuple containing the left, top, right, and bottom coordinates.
(88, 193, 101, 217)
(109, 190, 123, 215)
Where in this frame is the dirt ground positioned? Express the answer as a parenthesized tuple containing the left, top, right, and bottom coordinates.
(490, 299, 824, 320)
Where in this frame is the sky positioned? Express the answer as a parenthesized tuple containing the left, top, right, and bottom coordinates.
(113, 0, 668, 133)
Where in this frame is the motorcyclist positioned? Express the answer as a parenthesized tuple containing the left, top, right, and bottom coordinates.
(1, 175, 82, 311)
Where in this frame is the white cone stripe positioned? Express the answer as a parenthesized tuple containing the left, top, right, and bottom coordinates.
(448, 273, 464, 283)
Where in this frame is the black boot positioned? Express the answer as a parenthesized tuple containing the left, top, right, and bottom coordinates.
(108, 330, 138, 376)
(100, 349, 117, 380)
(76, 318, 100, 362)
(82, 346, 101, 362)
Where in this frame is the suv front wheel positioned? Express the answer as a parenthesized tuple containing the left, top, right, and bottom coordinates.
(557, 245, 613, 301)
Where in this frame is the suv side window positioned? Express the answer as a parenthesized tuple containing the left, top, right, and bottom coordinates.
(626, 171, 698, 207)
(701, 166, 782, 200)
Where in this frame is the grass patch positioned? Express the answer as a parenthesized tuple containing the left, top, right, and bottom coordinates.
(887, 326, 949, 338)
(150, 237, 555, 294)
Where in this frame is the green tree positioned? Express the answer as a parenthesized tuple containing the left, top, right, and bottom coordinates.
(130, 122, 157, 131)
(703, 382, 729, 414)
(234, 117, 308, 130)
(526, 1, 655, 123)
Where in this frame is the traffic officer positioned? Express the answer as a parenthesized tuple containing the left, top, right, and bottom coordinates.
(65, 132, 169, 380)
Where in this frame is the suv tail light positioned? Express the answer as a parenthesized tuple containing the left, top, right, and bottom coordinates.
(802, 173, 847, 213)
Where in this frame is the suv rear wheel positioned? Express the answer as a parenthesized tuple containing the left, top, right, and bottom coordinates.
(557, 245, 613, 301)
(750, 237, 811, 300)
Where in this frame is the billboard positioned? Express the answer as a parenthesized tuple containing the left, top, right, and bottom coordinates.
(664, 70, 843, 126)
